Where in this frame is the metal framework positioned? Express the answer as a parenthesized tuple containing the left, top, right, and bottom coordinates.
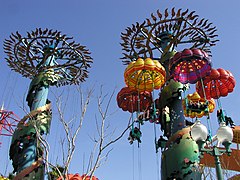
(0, 109, 20, 137)
(3, 28, 93, 179)
(120, 8, 219, 179)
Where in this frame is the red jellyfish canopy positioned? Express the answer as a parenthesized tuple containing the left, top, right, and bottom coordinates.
(169, 48, 212, 84)
(117, 87, 153, 113)
(196, 68, 236, 99)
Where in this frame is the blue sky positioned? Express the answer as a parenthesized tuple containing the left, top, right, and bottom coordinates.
(0, 0, 240, 179)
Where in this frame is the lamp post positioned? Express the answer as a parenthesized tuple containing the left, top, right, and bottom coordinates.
(191, 120, 233, 180)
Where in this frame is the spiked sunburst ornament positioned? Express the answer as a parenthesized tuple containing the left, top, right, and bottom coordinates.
(120, 8, 219, 65)
(3, 28, 93, 86)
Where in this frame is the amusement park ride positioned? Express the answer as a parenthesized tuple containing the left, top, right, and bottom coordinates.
(0, 7, 239, 180)
(1, 28, 95, 179)
(0, 106, 20, 141)
(117, 8, 240, 180)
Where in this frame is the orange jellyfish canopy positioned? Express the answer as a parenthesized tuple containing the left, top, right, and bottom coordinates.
(182, 92, 215, 118)
(196, 68, 236, 99)
(117, 87, 153, 113)
(56, 174, 99, 180)
(57, 174, 82, 180)
(81, 174, 99, 180)
(124, 58, 166, 92)
(169, 48, 212, 84)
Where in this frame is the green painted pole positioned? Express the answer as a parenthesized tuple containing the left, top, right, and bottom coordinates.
(10, 46, 56, 179)
(213, 147, 224, 180)
(159, 32, 201, 179)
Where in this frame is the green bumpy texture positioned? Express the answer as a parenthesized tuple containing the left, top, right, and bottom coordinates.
(161, 133, 202, 179)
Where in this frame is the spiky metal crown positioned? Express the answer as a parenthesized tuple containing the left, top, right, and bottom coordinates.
(120, 8, 219, 65)
(4, 28, 93, 86)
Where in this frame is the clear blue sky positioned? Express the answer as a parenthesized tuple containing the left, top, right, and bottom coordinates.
(0, 0, 239, 179)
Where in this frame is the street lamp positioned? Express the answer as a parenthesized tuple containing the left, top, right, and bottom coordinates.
(191, 120, 233, 180)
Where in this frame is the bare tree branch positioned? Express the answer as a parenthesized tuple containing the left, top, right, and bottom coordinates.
(86, 87, 134, 178)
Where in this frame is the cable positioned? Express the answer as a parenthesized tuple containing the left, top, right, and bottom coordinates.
(132, 142, 135, 180)
(0, 71, 12, 105)
(138, 146, 142, 180)
(155, 150, 160, 180)
(4, 137, 11, 176)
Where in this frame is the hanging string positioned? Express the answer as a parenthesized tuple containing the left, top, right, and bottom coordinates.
(216, 98, 225, 123)
(182, 86, 190, 117)
(132, 142, 135, 180)
(137, 90, 141, 127)
(135, 70, 145, 127)
(3, 137, 11, 176)
(131, 94, 135, 134)
(138, 146, 142, 180)
(0, 70, 12, 106)
(199, 78, 213, 141)
(153, 114, 161, 180)
(207, 78, 226, 124)
(150, 72, 161, 180)
(155, 150, 160, 180)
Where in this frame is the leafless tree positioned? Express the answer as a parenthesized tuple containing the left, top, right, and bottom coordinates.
(37, 85, 132, 180)
(83, 86, 131, 179)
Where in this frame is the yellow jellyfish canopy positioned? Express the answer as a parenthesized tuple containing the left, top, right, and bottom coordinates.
(182, 92, 215, 118)
(124, 58, 166, 92)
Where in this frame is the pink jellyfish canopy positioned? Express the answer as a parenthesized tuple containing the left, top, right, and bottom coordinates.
(169, 48, 212, 84)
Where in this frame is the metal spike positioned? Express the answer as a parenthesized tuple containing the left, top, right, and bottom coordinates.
(16, 31, 22, 39)
(136, 22, 140, 29)
(187, 11, 196, 19)
(151, 13, 157, 21)
(35, 28, 38, 36)
(165, 23, 169, 31)
(146, 18, 152, 26)
(176, 8, 182, 17)
(48, 29, 52, 36)
(208, 30, 217, 35)
(181, 9, 189, 17)
(56, 32, 61, 38)
(171, 7, 176, 17)
(43, 28, 48, 35)
(189, 14, 199, 20)
(31, 31, 35, 37)
(191, 18, 198, 26)
(209, 34, 218, 38)
(211, 40, 220, 43)
(52, 30, 57, 36)
(204, 22, 213, 29)
(27, 32, 32, 38)
(132, 24, 136, 31)
(11, 33, 19, 40)
(157, 9, 162, 19)
(39, 28, 43, 35)
(207, 26, 216, 32)
(164, 8, 169, 19)
(197, 18, 205, 26)
(201, 19, 209, 28)
(8, 36, 15, 43)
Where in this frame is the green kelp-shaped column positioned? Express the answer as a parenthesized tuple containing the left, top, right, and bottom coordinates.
(4, 28, 93, 179)
(120, 8, 218, 179)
